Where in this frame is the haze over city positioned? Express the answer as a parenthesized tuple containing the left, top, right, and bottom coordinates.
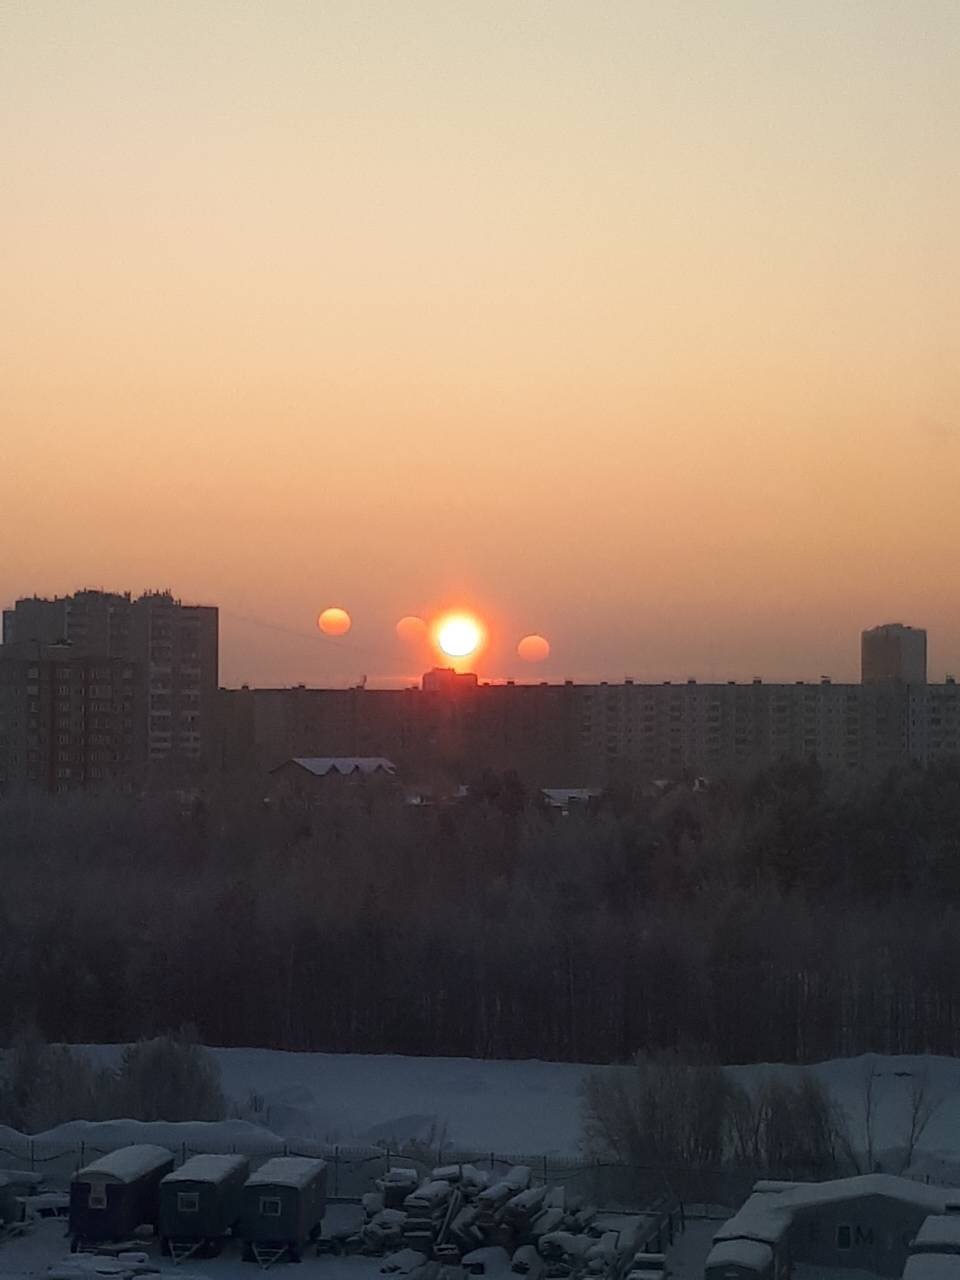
(3, 1, 959, 687)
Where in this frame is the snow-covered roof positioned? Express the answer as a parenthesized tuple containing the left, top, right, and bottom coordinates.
(75, 1145, 173, 1185)
(716, 1175, 954, 1247)
(162, 1154, 248, 1185)
(904, 1257, 960, 1280)
(541, 788, 602, 805)
(706, 1240, 775, 1272)
(913, 1217, 960, 1252)
(245, 1156, 325, 1190)
(380, 1249, 429, 1274)
(277, 757, 397, 777)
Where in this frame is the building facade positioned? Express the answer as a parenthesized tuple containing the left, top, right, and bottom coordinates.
(862, 623, 928, 685)
(218, 672, 960, 789)
(0, 589, 218, 789)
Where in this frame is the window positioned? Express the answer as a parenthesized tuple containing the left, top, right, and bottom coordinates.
(177, 1192, 200, 1214)
(259, 1197, 282, 1217)
(837, 1226, 852, 1250)
(88, 1185, 107, 1210)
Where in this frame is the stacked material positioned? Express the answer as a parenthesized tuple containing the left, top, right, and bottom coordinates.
(356, 1165, 610, 1279)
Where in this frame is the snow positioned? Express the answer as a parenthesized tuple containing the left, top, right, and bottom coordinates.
(76, 1148, 173, 1186)
(716, 1175, 955, 1248)
(4, 1047, 960, 1185)
(244, 1157, 325, 1190)
(71, 1048, 592, 1155)
(705, 1239, 774, 1272)
(716, 1172, 952, 1244)
(912, 1217, 960, 1252)
(0, 1204, 722, 1280)
(160, 1156, 248, 1186)
(904, 1257, 960, 1280)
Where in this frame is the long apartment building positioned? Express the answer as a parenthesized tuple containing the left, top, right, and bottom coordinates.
(0, 589, 218, 790)
(220, 668, 960, 789)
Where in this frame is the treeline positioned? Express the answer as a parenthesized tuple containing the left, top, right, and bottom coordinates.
(2, 758, 960, 1063)
(0, 1032, 225, 1130)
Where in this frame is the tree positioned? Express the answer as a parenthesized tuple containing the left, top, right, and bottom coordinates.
(113, 1032, 225, 1122)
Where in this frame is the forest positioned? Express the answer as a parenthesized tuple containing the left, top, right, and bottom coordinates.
(2, 757, 960, 1065)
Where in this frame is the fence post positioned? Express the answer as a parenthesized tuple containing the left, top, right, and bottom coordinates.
(385, 1147, 391, 1179)
(79, 1141, 85, 1172)
(333, 1147, 339, 1198)
(489, 1152, 495, 1172)
(181, 1142, 187, 1164)
(30, 1139, 35, 1173)
(283, 1141, 289, 1156)
(542, 1156, 548, 1186)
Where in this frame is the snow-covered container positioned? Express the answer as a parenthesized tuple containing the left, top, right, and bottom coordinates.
(912, 1216, 960, 1257)
(158, 1153, 250, 1254)
(462, 1247, 513, 1279)
(512, 1245, 544, 1279)
(0, 1175, 16, 1228)
(704, 1239, 775, 1280)
(904, 1256, 960, 1280)
(69, 1145, 174, 1250)
(239, 1156, 327, 1261)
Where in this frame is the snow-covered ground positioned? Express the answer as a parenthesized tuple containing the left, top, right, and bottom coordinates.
(63, 1048, 960, 1178)
(4, 1048, 960, 1194)
(0, 1207, 717, 1280)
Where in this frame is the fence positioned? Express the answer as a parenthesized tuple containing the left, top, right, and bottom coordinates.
(0, 1131, 785, 1209)
(0, 1135, 951, 1210)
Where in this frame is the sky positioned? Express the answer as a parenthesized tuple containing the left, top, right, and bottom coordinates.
(2, 1, 958, 688)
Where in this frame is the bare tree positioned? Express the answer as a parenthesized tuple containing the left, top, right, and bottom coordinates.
(897, 1069, 946, 1174)
(835, 1059, 879, 1174)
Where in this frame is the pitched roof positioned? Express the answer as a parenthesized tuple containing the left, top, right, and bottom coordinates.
(75, 1144, 173, 1185)
(276, 757, 397, 777)
(715, 1175, 954, 1247)
(246, 1156, 326, 1189)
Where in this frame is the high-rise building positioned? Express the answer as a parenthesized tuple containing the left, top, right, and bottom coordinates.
(861, 623, 927, 685)
(1, 589, 218, 787)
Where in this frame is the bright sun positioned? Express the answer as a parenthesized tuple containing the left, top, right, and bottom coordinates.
(436, 613, 483, 658)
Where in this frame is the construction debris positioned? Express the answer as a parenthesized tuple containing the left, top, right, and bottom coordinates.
(346, 1163, 647, 1280)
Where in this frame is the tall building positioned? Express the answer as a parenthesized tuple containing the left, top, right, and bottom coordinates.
(0, 649, 137, 791)
(0, 589, 218, 788)
(861, 623, 927, 685)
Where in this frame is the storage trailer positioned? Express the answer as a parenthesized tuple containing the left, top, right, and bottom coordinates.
(69, 1145, 174, 1251)
(239, 1156, 327, 1267)
(159, 1153, 250, 1262)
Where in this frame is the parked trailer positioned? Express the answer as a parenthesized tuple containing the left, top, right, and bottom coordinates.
(69, 1145, 174, 1252)
(159, 1153, 250, 1263)
(705, 1239, 776, 1280)
(240, 1156, 327, 1267)
(0, 1176, 17, 1231)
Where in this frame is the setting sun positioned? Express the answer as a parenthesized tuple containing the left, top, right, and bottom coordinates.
(436, 613, 483, 659)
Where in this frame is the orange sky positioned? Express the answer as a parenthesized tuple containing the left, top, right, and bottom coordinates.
(2, 1, 958, 687)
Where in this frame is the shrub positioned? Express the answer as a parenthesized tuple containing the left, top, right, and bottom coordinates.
(113, 1033, 226, 1122)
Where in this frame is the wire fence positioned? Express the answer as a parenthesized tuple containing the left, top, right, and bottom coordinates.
(0, 1133, 773, 1209)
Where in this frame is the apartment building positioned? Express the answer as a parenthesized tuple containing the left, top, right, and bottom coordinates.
(218, 670, 960, 790)
(0, 589, 218, 788)
(0, 650, 136, 791)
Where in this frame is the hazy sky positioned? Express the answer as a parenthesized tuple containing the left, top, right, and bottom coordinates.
(3, 1, 958, 687)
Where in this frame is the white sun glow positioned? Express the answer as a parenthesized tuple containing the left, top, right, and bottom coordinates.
(437, 614, 483, 658)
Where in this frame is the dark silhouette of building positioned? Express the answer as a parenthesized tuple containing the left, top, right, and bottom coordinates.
(219, 658, 960, 790)
(861, 623, 927, 685)
(0, 589, 218, 789)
